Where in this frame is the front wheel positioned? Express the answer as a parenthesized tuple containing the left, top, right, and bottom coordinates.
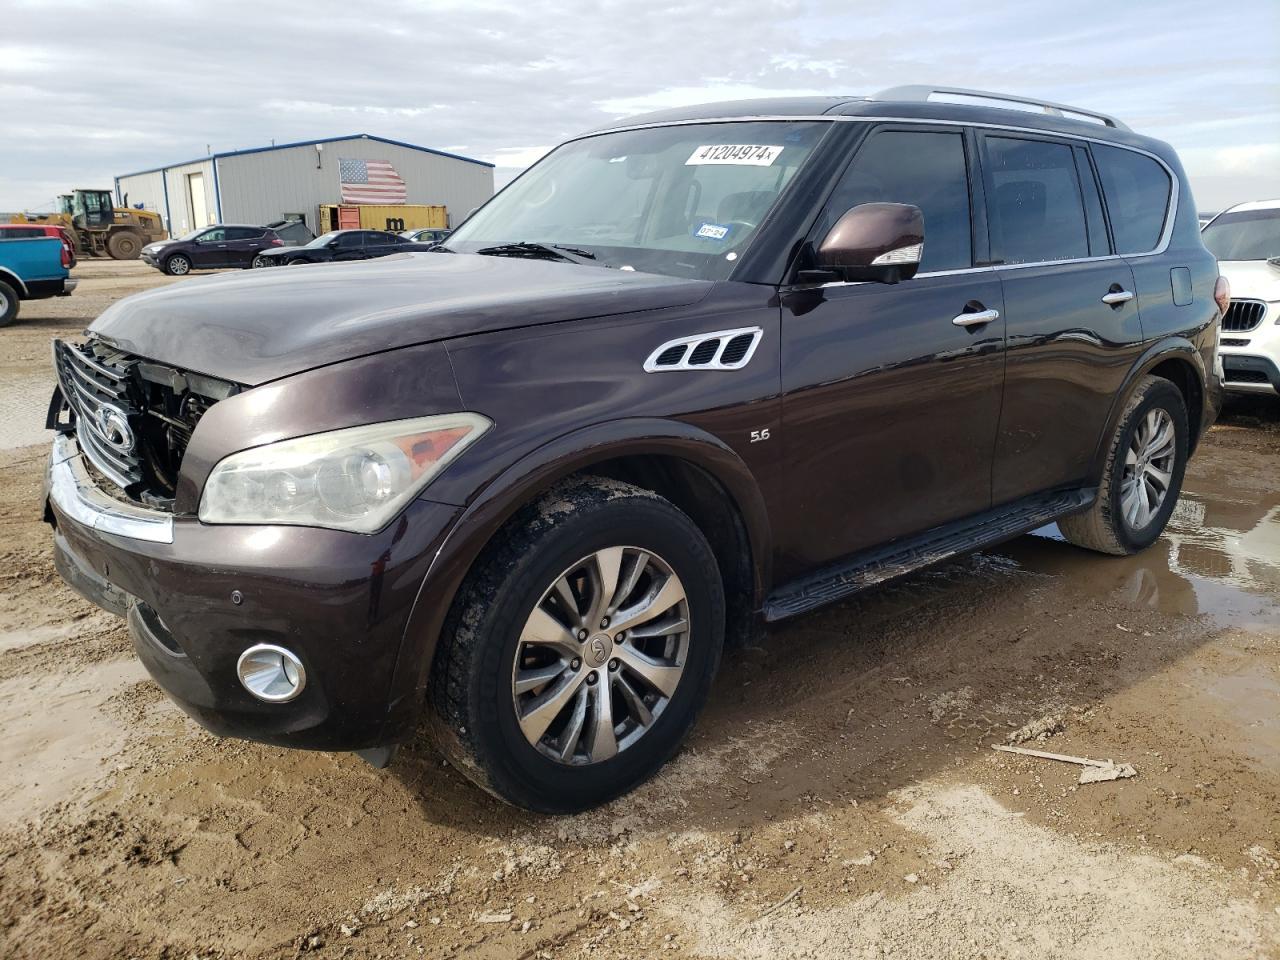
(165, 253, 191, 276)
(0, 280, 19, 327)
(429, 477, 725, 812)
(250, 254, 270, 269)
(1059, 375, 1188, 555)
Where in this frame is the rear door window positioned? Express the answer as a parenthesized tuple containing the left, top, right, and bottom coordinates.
(814, 129, 973, 273)
(1092, 145, 1171, 254)
(983, 136, 1089, 264)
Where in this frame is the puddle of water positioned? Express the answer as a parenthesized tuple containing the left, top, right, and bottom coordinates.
(0, 658, 148, 824)
(1189, 659, 1280, 774)
(998, 491, 1280, 630)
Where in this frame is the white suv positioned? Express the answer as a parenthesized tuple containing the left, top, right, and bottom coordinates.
(1202, 200, 1280, 395)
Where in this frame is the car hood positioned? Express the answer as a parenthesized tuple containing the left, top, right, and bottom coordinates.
(89, 252, 713, 385)
(1217, 259, 1280, 302)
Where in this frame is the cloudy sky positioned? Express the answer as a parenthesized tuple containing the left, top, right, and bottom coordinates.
(2, 0, 1277, 213)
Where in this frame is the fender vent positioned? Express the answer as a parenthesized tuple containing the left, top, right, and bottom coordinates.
(644, 327, 763, 372)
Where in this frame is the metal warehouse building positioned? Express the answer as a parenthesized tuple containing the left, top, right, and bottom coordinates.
(114, 134, 495, 236)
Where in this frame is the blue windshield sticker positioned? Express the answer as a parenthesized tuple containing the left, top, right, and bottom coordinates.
(694, 222, 731, 241)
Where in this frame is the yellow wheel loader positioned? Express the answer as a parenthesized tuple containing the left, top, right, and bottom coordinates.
(11, 189, 166, 260)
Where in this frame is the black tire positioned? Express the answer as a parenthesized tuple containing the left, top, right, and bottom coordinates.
(1059, 375, 1188, 555)
(164, 253, 192, 276)
(0, 280, 18, 327)
(429, 476, 725, 813)
(106, 230, 142, 260)
(250, 254, 270, 269)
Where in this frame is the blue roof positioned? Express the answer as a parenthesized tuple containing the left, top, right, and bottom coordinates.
(116, 133, 494, 179)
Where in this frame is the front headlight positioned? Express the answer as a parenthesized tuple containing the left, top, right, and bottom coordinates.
(198, 413, 490, 533)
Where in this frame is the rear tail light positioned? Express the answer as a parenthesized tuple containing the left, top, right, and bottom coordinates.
(269, 237, 283, 246)
(60, 242, 71, 268)
(1214, 275, 1231, 315)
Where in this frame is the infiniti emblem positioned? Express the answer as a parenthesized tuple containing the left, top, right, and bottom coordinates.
(584, 634, 613, 668)
(93, 404, 134, 454)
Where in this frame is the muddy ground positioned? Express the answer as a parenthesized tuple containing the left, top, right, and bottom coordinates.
(1, 261, 1277, 959)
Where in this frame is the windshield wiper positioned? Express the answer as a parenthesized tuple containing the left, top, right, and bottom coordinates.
(476, 241, 597, 265)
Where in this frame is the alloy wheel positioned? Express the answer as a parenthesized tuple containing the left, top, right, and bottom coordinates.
(169, 257, 190, 275)
(511, 546, 690, 765)
(1120, 408, 1176, 530)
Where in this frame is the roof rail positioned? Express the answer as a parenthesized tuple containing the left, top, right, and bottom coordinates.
(872, 85, 1129, 131)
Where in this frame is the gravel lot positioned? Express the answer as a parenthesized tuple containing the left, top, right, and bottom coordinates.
(1, 261, 1278, 959)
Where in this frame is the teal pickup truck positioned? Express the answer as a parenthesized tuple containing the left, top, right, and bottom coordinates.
(0, 235, 76, 327)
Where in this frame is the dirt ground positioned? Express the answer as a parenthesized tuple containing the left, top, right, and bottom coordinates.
(1, 261, 1277, 959)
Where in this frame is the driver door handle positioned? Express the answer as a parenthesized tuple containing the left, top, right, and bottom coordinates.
(1102, 289, 1135, 305)
(953, 307, 1000, 327)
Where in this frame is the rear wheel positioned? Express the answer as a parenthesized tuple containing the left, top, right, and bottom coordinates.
(429, 477, 725, 812)
(0, 281, 18, 327)
(164, 254, 191, 276)
(1059, 375, 1188, 555)
(106, 230, 142, 260)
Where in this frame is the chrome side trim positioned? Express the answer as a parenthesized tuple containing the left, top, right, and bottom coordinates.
(48, 434, 173, 544)
(579, 115, 1180, 257)
(643, 326, 764, 372)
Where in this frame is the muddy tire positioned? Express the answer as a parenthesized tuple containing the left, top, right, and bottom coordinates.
(1059, 375, 1188, 556)
(429, 476, 725, 813)
(106, 230, 142, 260)
(165, 254, 192, 276)
(0, 281, 18, 327)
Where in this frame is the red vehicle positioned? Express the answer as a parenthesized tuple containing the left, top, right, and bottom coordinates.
(0, 223, 77, 267)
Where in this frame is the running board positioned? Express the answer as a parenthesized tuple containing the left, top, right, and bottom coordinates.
(764, 488, 1095, 622)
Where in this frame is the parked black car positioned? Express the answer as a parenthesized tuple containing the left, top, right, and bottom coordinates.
(142, 225, 283, 275)
(45, 85, 1224, 813)
(252, 229, 438, 266)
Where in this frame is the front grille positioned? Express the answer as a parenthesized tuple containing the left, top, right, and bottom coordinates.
(54, 340, 143, 489)
(52, 339, 237, 507)
(1222, 299, 1267, 332)
(1224, 368, 1270, 385)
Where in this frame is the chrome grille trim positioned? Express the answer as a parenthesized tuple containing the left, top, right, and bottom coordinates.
(47, 433, 173, 544)
(1222, 299, 1267, 332)
(52, 340, 143, 490)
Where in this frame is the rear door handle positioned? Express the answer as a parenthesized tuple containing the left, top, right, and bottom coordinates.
(953, 308, 1000, 327)
(1102, 289, 1135, 306)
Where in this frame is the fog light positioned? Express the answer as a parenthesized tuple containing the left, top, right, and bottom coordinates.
(237, 644, 306, 702)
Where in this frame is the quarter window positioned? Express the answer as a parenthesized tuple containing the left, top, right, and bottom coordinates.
(817, 130, 972, 273)
(985, 137, 1089, 264)
(1093, 144, 1171, 254)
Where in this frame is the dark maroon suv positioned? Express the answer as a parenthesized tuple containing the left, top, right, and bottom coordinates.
(44, 86, 1224, 811)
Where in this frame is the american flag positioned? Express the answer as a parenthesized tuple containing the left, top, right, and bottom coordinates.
(339, 158, 407, 204)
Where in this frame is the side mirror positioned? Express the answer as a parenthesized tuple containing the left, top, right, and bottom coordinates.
(814, 202, 924, 284)
(326, 239, 340, 250)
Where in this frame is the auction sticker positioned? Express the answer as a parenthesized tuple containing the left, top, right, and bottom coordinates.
(686, 144, 783, 166)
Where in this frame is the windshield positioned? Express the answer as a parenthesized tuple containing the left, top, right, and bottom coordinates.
(307, 231, 342, 248)
(447, 120, 831, 280)
(177, 228, 205, 242)
(1203, 208, 1280, 261)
